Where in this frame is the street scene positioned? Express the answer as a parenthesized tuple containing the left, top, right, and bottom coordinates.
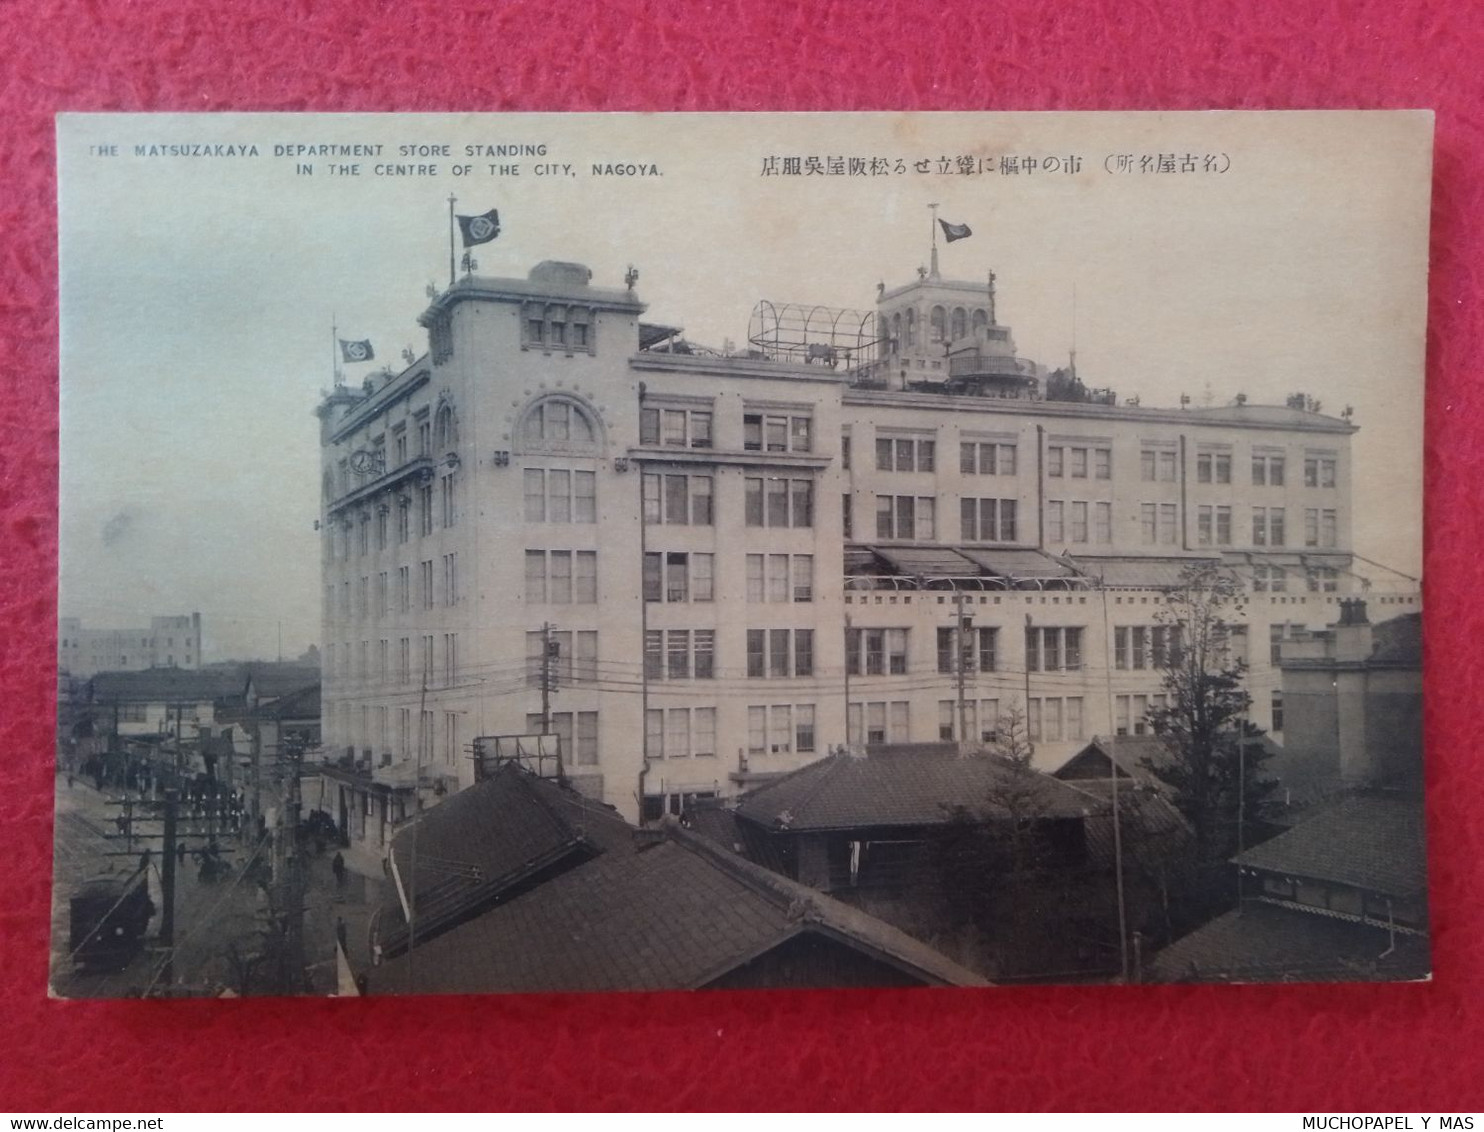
(53, 111, 1430, 995)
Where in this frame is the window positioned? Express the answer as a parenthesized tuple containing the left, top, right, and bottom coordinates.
(1140, 448, 1178, 482)
(745, 704, 815, 756)
(1140, 502, 1179, 545)
(936, 625, 997, 673)
(960, 498, 1018, 542)
(647, 707, 717, 759)
(743, 411, 813, 453)
(643, 552, 714, 603)
(842, 494, 853, 539)
(524, 468, 597, 523)
(960, 441, 1017, 475)
(1025, 626, 1083, 672)
(1115, 625, 1181, 670)
(1047, 445, 1102, 479)
(875, 436, 936, 472)
(1252, 452, 1286, 486)
(1029, 697, 1085, 742)
(644, 630, 715, 680)
(397, 499, 410, 544)
(525, 550, 598, 604)
(1305, 508, 1339, 548)
(1305, 455, 1338, 488)
(846, 627, 909, 676)
(420, 560, 434, 610)
(1093, 502, 1112, 544)
(746, 628, 814, 678)
(442, 632, 458, 686)
(527, 711, 600, 766)
(418, 484, 434, 536)
(396, 566, 410, 612)
(398, 638, 410, 684)
(1253, 564, 1287, 593)
(1113, 694, 1166, 737)
(1252, 506, 1286, 547)
(376, 507, 388, 550)
(640, 406, 713, 449)
(1196, 451, 1232, 484)
(1197, 505, 1233, 547)
(644, 473, 713, 526)
(527, 630, 600, 687)
(875, 495, 936, 539)
(847, 701, 910, 745)
(1306, 566, 1340, 593)
(745, 477, 813, 528)
(1271, 690, 1285, 733)
(744, 554, 813, 602)
(442, 553, 459, 605)
(522, 398, 599, 444)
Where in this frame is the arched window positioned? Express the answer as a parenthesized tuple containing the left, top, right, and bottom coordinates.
(930, 306, 946, 343)
(891, 312, 902, 354)
(905, 308, 917, 348)
(972, 308, 989, 334)
(322, 469, 335, 503)
(951, 307, 967, 340)
(435, 403, 458, 450)
(520, 396, 601, 451)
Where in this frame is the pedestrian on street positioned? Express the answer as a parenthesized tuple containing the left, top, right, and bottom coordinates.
(332, 851, 346, 888)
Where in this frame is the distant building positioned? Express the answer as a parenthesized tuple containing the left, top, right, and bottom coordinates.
(59, 613, 202, 678)
(1276, 601, 1422, 791)
(316, 257, 1414, 824)
(1148, 792, 1428, 983)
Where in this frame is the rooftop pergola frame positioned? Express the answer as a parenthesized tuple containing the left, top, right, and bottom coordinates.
(748, 299, 883, 374)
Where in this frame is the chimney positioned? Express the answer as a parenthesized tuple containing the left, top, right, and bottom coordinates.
(1333, 599, 1373, 663)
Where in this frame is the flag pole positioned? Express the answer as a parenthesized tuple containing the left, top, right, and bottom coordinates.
(448, 194, 457, 288)
(331, 313, 341, 387)
(928, 202, 940, 278)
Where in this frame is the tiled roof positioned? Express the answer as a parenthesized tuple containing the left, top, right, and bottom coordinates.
(1234, 793, 1427, 899)
(243, 664, 322, 699)
(255, 683, 320, 721)
(88, 667, 243, 703)
(1370, 612, 1422, 666)
(377, 765, 636, 954)
(1053, 735, 1175, 788)
(367, 826, 988, 994)
(1146, 903, 1429, 984)
(1071, 779, 1193, 871)
(734, 748, 1102, 833)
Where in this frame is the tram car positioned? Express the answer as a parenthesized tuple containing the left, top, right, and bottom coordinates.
(68, 871, 154, 972)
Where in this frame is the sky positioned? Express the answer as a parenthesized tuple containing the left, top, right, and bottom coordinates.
(57, 111, 1432, 661)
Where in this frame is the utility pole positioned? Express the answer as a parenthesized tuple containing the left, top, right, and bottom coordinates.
(281, 740, 305, 992)
(540, 621, 558, 735)
(159, 788, 178, 991)
(954, 592, 970, 755)
(843, 611, 853, 749)
(249, 724, 262, 841)
(1024, 613, 1035, 762)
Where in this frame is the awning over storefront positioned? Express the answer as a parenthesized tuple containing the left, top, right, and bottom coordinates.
(866, 545, 983, 577)
(1066, 555, 1219, 589)
(956, 547, 1078, 580)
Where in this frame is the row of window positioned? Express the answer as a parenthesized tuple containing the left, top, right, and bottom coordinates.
(1047, 500, 1112, 545)
(522, 303, 594, 352)
(1047, 445, 1112, 480)
(1113, 626, 1180, 670)
(332, 703, 462, 768)
(524, 711, 600, 766)
(524, 550, 598, 604)
(645, 630, 718, 680)
(327, 633, 459, 686)
(526, 630, 600, 687)
(523, 469, 597, 523)
(333, 475, 457, 560)
(331, 555, 460, 621)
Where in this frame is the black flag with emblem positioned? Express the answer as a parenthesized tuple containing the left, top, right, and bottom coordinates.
(938, 219, 973, 243)
(457, 209, 501, 248)
(338, 339, 375, 363)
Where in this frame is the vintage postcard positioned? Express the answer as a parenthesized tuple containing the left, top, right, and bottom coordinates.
(53, 111, 1431, 996)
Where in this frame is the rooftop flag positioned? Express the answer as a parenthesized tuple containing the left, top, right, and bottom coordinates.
(339, 338, 374, 363)
(939, 219, 973, 243)
(457, 209, 501, 248)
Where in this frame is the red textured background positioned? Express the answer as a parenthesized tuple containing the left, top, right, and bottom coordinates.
(1, 0, 1479, 1113)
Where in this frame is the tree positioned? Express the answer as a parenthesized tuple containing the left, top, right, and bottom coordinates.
(1143, 562, 1277, 873)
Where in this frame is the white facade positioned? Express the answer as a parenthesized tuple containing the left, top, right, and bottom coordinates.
(317, 259, 1416, 823)
(59, 613, 203, 678)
